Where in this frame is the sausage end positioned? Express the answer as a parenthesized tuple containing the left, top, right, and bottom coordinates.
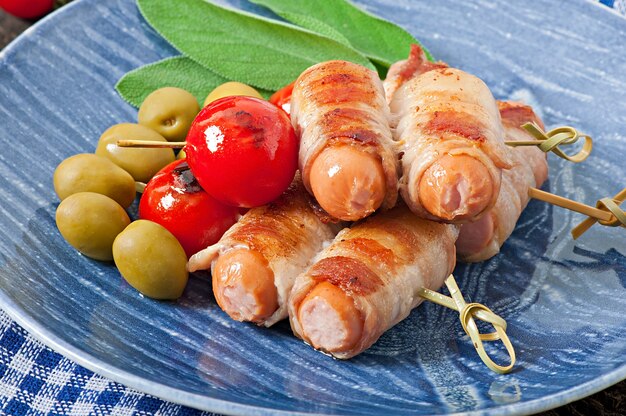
(297, 281, 363, 353)
(418, 154, 494, 222)
(212, 248, 278, 324)
(310, 145, 386, 221)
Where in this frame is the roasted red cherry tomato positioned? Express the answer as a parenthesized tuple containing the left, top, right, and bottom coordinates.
(269, 81, 294, 115)
(139, 159, 239, 258)
(0, 0, 53, 19)
(185, 96, 298, 208)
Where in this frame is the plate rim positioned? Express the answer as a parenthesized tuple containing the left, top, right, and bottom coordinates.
(1, 0, 625, 414)
(4, 290, 626, 416)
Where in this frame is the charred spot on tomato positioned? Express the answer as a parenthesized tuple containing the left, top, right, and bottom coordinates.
(172, 161, 190, 173)
(252, 127, 268, 148)
(233, 110, 267, 148)
(234, 110, 253, 122)
(138, 159, 239, 258)
(171, 161, 203, 193)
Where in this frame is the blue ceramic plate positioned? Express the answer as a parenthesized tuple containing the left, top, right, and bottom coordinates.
(0, 0, 625, 414)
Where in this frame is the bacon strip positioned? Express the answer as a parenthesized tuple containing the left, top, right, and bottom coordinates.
(289, 204, 458, 359)
(386, 45, 512, 224)
(456, 101, 548, 262)
(290, 60, 399, 221)
(188, 178, 339, 327)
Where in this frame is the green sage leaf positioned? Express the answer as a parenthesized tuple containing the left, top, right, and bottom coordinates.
(137, 0, 375, 91)
(273, 13, 352, 47)
(115, 56, 228, 108)
(250, 0, 433, 68)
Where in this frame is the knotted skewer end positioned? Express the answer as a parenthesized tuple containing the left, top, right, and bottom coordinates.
(504, 122, 593, 163)
(571, 188, 626, 239)
(418, 275, 516, 374)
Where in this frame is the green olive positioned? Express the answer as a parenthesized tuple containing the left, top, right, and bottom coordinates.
(112, 220, 188, 300)
(95, 123, 175, 183)
(203, 82, 263, 107)
(56, 192, 131, 261)
(53, 153, 136, 208)
(138, 87, 200, 142)
(176, 149, 186, 160)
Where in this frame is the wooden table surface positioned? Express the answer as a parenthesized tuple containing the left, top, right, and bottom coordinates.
(0, 5, 624, 416)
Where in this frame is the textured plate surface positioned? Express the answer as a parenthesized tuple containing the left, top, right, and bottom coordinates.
(0, 0, 625, 415)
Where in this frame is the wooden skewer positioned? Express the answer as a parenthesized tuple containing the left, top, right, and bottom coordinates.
(135, 182, 147, 193)
(529, 187, 626, 239)
(116, 140, 186, 148)
(504, 140, 545, 146)
(121, 139, 562, 149)
(116, 139, 621, 238)
(126, 138, 545, 149)
(529, 188, 613, 222)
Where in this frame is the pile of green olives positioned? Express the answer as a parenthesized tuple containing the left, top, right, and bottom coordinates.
(53, 86, 206, 300)
(53, 82, 263, 300)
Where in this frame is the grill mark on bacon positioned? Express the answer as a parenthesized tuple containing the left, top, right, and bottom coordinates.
(318, 72, 362, 85)
(227, 182, 310, 259)
(319, 108, 380, 144)
(425, 110, 487, 142)
(373, 216, 425, 262)
(498, 101, 545, 130)
(335, 237, 395, 270)
(314, 84, 377, 106)
(310, 67, 376, 106)
(227, 217, 302, 258)
(308, 256, 383, 296)
(340, 214, 426, 266)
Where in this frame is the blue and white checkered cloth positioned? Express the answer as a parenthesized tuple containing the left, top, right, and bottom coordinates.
(0, 1, 625, 414)
(0, 311, 213, 416)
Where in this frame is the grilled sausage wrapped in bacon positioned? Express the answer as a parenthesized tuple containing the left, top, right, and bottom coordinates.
(456, 101, 548, 262)
(290, 60, 399, 221)
(289, 204, 458, 359)
(386, 45, 512, 224)
(188, 178, 339, 327)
